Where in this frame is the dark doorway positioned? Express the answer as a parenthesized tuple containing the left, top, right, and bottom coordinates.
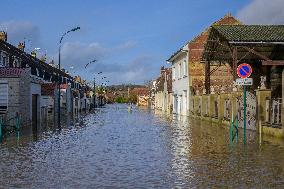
(32, 94, 38, 129)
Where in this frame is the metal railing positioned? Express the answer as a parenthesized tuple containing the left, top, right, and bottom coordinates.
(0, 114, 21, 139)
(230, 114, 238, 144)
(265, 98, 282, 128)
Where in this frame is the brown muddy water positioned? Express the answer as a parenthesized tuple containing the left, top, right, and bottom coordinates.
(0, 104, 284, 188)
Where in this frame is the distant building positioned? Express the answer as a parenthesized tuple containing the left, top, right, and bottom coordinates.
(132, 87, 149, 106)
(152, 67, 172, 113)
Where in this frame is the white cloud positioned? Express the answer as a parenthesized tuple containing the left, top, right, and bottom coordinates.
(0, 20, 40, 47)
(237, 0, 284, 24)
(83, 53, 159, 85)
(58, 40, 136, 70)
(55, 40, 159, 84)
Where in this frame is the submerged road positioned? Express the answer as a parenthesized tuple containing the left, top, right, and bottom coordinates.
(1, 104, 284, 188)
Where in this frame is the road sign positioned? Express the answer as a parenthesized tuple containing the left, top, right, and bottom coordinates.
(236, 78, 253, 86)
(237, 63, 252, 78)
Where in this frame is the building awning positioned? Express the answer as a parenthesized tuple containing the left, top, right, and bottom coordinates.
(203, 25, 284, 62)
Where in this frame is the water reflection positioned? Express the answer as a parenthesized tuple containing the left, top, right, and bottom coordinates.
(1, 104, 284, 188)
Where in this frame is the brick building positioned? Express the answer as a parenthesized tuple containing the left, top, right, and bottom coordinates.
(188, 13, 241, 94)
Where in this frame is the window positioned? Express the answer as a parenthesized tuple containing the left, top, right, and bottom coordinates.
(0, 51, 9, 67)
(13, 57, 21, 68)
(183, 60, 187, 76)
(0, 81, 8, 113)
(180, 62, 183, 77)
(179, 63, 182, 79)
(172, 67, 175, 80)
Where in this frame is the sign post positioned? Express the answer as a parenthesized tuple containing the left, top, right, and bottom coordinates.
(236, 63, 253, 144)
(243, 86, 247, 144)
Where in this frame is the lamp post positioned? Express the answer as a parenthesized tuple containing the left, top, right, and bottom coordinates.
(94, 72, 102, 108)
(58, 26, 80, 128)
(83, 59, 98, 109)
(85, 59, 97, 69)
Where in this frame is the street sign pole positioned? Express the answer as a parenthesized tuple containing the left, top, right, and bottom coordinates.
(243, 86, 247, 144)
(236, 63, 253, 145)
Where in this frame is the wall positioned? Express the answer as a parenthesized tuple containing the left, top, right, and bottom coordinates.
(154, 91, 163, 110)
(190, 89, 284, 138)
(0, 70, 31, 126)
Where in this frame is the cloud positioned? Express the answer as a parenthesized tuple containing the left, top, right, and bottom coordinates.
(106, 55, 160, 84)
(56, 40, 159, 84)
(0, 20, 40, 47)
(60, 40, 136, 61)
(237, 0, 284, 24)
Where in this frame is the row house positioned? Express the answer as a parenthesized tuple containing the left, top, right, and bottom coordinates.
(152, 67, 172, 113)
(167, 44, 189, 116)
(0, 31, 83, 129)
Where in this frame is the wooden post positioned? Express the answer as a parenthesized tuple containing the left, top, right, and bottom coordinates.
(232, 47, 237, 80)
(205, 61, 210, 94)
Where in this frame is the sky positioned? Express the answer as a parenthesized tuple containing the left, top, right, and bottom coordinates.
(0, 0, 284, 85)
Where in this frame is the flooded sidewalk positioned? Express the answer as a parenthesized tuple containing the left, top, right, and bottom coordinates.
(1, 104, 284, 188)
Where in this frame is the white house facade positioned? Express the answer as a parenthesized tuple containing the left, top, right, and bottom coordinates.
(168, 45, 190, 116)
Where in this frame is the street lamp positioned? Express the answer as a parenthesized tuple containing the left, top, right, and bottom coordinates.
(85, 59, 97, 69)
(94, 72, 102, 108)
(58, 26, 80, 128)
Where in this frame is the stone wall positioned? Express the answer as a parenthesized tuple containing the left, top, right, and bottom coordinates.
(190, 89, 284, 138)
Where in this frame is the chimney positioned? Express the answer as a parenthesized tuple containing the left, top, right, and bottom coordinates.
(40, 54, 47, 62)
(18, 42, 25, 51)
(0, 31, 7, 42)
(31, 50, 36, 58)
(160, 66, 165, 74)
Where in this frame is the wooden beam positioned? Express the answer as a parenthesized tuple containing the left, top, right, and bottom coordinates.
(262, 60, 284, 65)
(241, 46, 271, 61)
(205, 61, 210, 94)
(237, 47, 254, 64)
(232, 47, 237, 80)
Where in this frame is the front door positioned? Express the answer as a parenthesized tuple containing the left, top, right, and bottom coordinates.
(32, 94, 38, 128)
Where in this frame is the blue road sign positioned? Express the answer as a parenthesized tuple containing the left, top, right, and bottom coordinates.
(237, 63, 252, 78)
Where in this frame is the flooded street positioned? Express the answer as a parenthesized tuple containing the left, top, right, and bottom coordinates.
(1, 104, 284, 188)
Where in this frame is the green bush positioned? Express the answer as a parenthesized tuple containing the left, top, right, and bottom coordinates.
(114, 96, 128, 103)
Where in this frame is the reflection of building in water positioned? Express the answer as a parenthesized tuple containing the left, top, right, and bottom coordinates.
(169, 116, 194, 185)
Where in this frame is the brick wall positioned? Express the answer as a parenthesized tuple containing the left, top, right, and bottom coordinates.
(188, 15, 241, 93)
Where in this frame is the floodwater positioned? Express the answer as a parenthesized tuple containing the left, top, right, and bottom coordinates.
(1, 104, 284, 188)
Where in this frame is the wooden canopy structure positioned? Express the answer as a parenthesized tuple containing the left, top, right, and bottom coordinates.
(202, 25, 284, 94)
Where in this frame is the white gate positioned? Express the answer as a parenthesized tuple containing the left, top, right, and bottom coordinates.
(237, 91, 257, 131)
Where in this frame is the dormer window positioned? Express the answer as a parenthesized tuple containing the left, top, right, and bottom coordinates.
(13, 56, 21, 68)
(0, 51, 9, 67)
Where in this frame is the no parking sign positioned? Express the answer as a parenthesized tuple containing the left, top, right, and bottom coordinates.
(237, 63, 252, 78)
